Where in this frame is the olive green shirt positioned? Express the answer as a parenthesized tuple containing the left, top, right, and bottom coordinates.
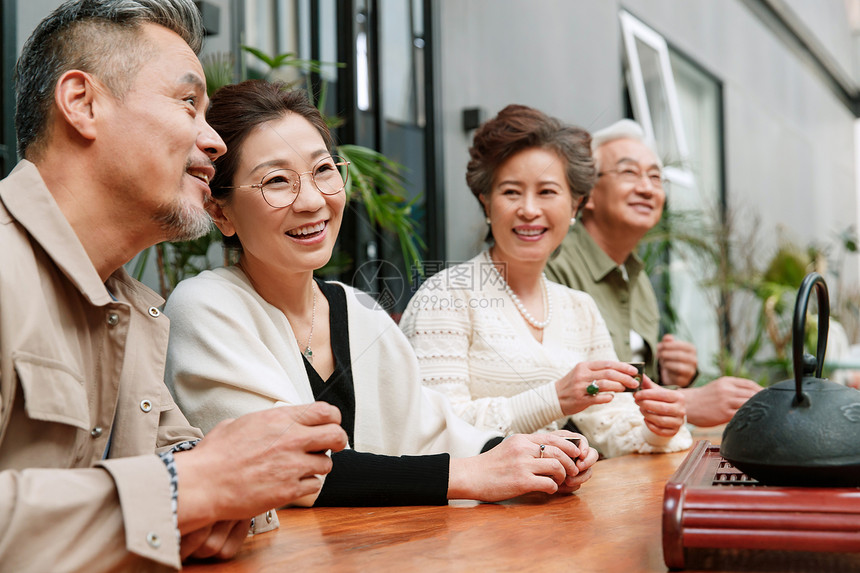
(545, 223, 661, 381)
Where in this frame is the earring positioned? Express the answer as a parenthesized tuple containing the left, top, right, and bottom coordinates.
(570, 218, 576, 227)
(485, 217, 491, 225)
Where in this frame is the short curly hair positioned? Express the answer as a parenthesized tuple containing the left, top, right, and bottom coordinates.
(465, 104, 595, 217)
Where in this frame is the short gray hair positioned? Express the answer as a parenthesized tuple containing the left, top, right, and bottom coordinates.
(15, 0, 204, 158)
(590, 119, 663, 169)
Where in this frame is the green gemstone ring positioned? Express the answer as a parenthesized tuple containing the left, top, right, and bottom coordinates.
(586, 381, 600, 396)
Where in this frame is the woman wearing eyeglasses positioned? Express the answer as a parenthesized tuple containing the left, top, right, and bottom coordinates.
(164, 81, 597, 515)
(399, 105, 691, 458)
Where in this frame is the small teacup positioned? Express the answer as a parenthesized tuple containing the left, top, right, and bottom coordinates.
(626, 362, 645, 392)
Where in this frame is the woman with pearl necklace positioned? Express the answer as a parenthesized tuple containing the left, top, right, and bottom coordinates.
(400, 105, 692, 459)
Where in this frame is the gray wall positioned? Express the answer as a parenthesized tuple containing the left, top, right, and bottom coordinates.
(435, 0, 623, 262)
(782, 0, 856, 80)
(435, 0, 859, 276)
(17, 1, 63, 54)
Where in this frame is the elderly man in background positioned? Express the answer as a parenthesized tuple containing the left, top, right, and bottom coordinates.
(546, 119, 761, 427)
(0, 1, 346, 571)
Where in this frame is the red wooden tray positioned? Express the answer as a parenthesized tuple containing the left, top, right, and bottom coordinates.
(662, 440, 860, 569)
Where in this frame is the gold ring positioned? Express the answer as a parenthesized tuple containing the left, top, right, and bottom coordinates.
(539, 444, 546, 458)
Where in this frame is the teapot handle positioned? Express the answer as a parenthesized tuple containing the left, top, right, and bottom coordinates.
(792, 272, 829, 402)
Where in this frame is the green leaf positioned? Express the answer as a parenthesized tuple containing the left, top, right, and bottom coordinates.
(241, 45, 278, 69)
(200, 52, 235, 96)
(338, 144, 425, 275)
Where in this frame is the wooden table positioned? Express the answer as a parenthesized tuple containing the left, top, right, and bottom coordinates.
(185, 429, 860, 572)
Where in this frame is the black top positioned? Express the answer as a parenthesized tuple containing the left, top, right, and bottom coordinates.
(307, 280, 450, 507)
(304, 279, 356, 443)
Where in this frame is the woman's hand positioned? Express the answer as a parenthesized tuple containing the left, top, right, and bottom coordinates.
(555, 361, 640, 416)
(447, 432, 587, 502)
(633, 377, 686, 437)
(553, 432, 598, 494)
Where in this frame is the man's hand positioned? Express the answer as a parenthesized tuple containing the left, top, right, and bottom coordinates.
(181, 520, 250, 561)
(681, 377, 762, 427)
(657, 334, 698, 387)
(173, 402, 348, 535)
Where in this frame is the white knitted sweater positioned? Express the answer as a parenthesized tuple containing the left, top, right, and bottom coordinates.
(400, 252, 692, 458)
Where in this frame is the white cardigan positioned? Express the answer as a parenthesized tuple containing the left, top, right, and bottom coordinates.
(163, 266, 500, 460)
(399, 252, 692, 458)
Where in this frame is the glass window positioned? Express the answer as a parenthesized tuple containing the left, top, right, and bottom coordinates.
(620, 11, 694, 188)
(317, 1, 338, 84)
(242, 0, 308, 86)
(670, 51, 723, 212)
(621, 11, 724, 376)
(379, 0, 416, 124)
(244, 0, 275, 76)
(355, 0, 371, 111)
(318, 0, 435, 313)
(276, 0, 298, 56)
(377, 0, 430, 311)
(666, 50, 724, 377)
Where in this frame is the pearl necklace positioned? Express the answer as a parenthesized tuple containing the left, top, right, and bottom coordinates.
(484, 251, 552, 330)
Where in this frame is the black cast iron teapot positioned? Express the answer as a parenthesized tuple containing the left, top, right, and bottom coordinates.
(720, 272, 860, 487)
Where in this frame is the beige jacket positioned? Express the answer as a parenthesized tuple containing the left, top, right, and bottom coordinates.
(0, 161, 204, 572)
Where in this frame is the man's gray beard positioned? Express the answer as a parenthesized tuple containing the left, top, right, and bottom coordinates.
(155, 200, 213, 242)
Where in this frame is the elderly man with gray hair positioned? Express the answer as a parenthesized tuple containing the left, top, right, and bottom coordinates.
(546, 119, 761, 428)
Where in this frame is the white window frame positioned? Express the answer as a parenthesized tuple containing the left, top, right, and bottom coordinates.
(620, 11, 695, 188)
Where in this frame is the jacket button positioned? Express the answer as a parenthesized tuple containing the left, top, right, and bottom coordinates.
(148, 306, 161, 318)
(90, 427, 103, 438)
(140, 399, 153, 413)
(106, 313, 119, 326)
(266, 510, 273, 523)
(146, 532, 161, 548)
